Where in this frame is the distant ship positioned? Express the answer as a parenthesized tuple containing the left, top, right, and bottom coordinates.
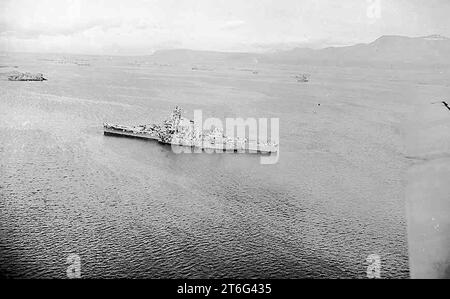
(8, 72, 47, 81)
(104, 107, 278, 154)
(295, 74, 310, 83)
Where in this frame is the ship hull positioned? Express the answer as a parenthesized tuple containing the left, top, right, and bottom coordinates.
(103, 127, 277, 154)
(104, 127, 159, 141)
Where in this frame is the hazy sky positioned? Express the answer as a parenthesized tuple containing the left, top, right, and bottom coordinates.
(1, 0, 449, 55)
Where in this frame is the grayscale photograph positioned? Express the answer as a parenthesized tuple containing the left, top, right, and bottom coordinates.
(0, 0, 449, 282)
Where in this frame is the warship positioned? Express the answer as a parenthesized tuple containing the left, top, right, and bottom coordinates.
(8, 71, 47, 81)
(103, 107, 278, 154)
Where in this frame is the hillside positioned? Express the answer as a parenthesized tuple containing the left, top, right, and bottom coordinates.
(149, 35, 450, 67)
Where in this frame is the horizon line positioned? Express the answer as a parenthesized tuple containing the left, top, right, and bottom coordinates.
(1, 34, 447, 58)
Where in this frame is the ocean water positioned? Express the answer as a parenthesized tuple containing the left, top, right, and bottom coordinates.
(1, 53, 438, 278)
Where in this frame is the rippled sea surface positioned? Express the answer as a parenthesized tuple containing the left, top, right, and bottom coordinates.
(2, 53, 442, 278)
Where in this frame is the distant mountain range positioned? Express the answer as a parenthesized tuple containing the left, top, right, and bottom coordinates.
(150, 35, 450, 67)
